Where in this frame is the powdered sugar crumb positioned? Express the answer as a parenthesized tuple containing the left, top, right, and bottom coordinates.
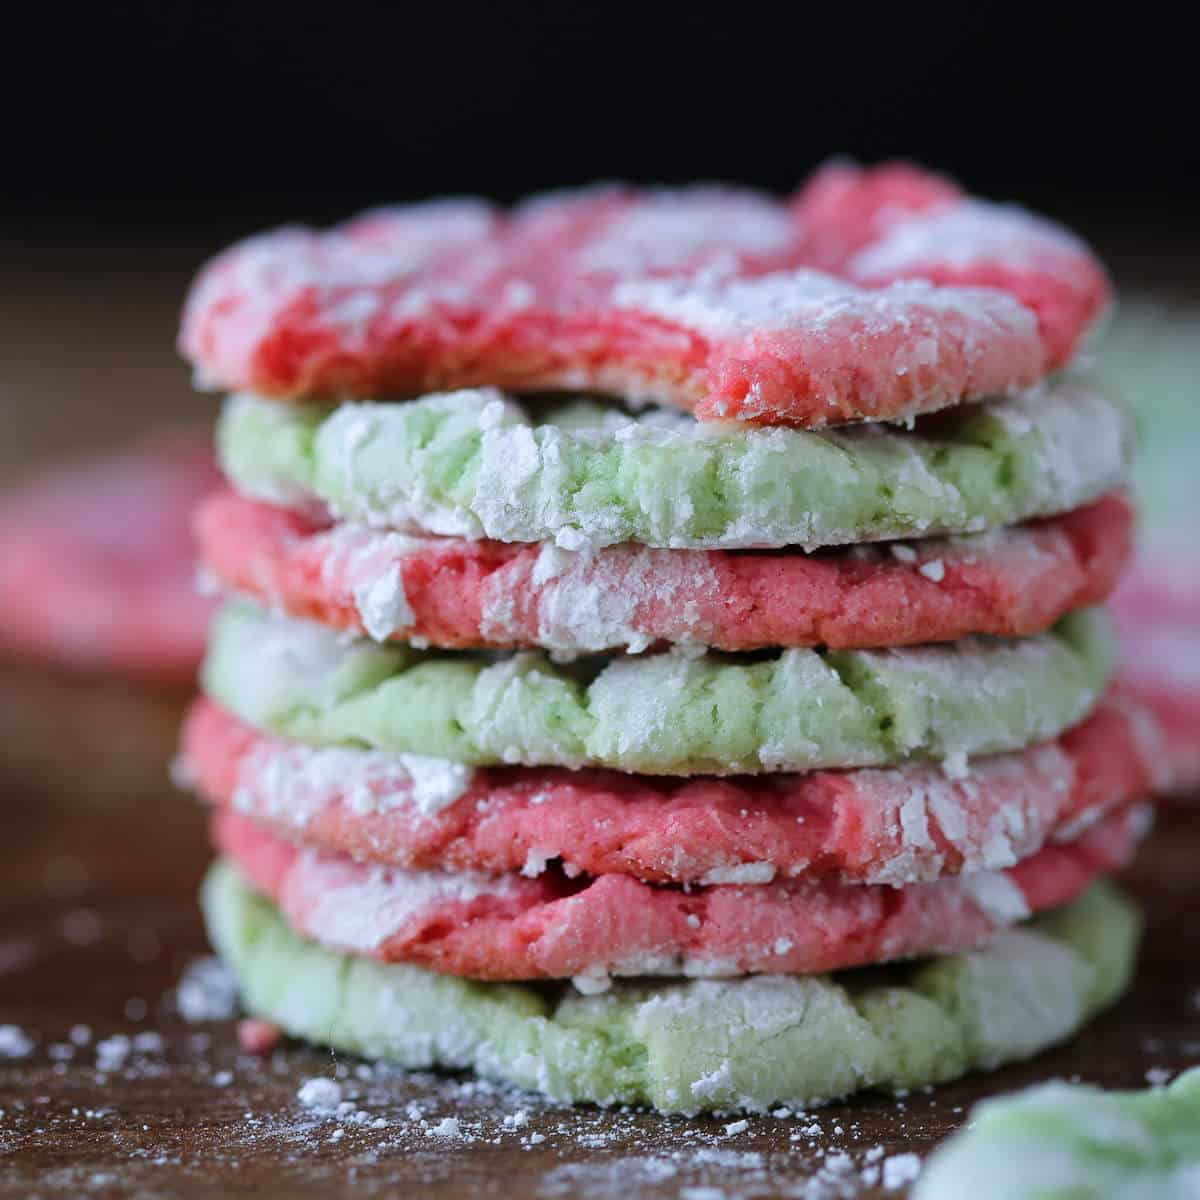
(0, 1024, 34, 1058)
(0, 1034, 949, 1197)
(425, 1116, 461, 1137)
(296, 1076, 343, 1111)
(882, 1151, 922, 1189)
(175, 956, 239, 1021)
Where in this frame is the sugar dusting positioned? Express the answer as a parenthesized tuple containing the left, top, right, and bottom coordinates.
(175, 956, 239, 1022)
(612, 269, 1034, 351)
(222, 379, 1131, 553)
(317, 524, 427, 642)
(0, 1011, 948, 1197)
(480, 541, 721, 655)
(11, 934, 1200, 1199)
(235, 734, 475, 825)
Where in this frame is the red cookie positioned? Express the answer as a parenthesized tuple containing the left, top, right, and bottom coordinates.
(1112, 552, 1200, 793)
(792, 162, 1111, 370)
(180, 163, 1108, 427)
(212, 803, 1146, 984)
(0, 432, 220, 678)
(196, 490, 1131, 653)
(184, 696, 1161, 887)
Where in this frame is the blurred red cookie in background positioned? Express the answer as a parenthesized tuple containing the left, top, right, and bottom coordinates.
(0, 431, 220, 680)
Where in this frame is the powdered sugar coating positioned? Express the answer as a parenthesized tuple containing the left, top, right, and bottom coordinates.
(606, 269, 1039, 422)
(198, 489, 1131, 654)
(914, 1068, 1200, 1200)
(202, 600, 1115, 774)
(204, 861, 1139, 1112)
(959, 871, 1032, 924)
(792, 161, 1110, 370)
(845, 201, 1110, 369)
(318, 524, 426, 641)
(283, 852, 527, 958)
(181, 163, 1110, 425)
(232, 732, 474, 826)
(213, 803, 1146, 981)
(185, 697, 1158, 887)
(852, 202, 1088, 278)
(218, 379, 1132, 552)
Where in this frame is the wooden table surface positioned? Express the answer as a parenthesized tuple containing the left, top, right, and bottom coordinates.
(0, 240, 1197, 1198)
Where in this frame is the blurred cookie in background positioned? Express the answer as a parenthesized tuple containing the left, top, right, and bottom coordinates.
(1101, 303, 1200, 793)
(0, 430, 219, 799)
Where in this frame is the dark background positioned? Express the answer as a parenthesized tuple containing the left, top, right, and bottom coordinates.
(1, 1, 1195, 475)
(4, 2, 1195, 242)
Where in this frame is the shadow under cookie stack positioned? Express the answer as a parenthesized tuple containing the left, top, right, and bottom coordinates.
(175, 161, 1160, 1113)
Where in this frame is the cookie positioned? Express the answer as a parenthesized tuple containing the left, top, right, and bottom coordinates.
(181, 164, 1108, 425)
(1099, 303, 1200, 544)
(203, 863, 1139, 1112)
(211, 802, 1144, 982)
(202, 600, 1114, 774)
(1112, 561, 1200, 794)
(198, 489, 1131, 653)
(183, 697, 1160, 887)
(795, 162, 1111, 373)
(217, 379, 1131, 551)
(1101, 304, 1200, 794)
(0, 431, 220, 678)
(915, 1068, 1200, 1200)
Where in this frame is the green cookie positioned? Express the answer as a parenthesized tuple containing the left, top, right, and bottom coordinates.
(218, 379, 1130, 551)
(915, 1068, 1200, 1199)
(202, 599, 1114, 774)
(203, 863, 1139, 1114)
(1100, 303, 1200, 545)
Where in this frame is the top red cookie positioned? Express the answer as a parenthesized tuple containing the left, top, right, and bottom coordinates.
(180, 162, 1109, 428)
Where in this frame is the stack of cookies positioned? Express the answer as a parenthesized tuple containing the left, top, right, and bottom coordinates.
(176, 162, 1159, 1112)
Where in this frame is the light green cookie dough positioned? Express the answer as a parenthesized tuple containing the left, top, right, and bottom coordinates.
(218, 379, 1131, 551)
(203, 863, 1140, 1114)
(915, 1068, 1200, 1199)
(203, 599, 1115, 774)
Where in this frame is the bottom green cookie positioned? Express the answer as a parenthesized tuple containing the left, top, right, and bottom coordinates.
(915, 1068, 1200, 1199)
(202, 861, 1140, 1114)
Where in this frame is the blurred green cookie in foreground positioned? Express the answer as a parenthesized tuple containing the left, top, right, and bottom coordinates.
(916, 1067, 1200, 1199)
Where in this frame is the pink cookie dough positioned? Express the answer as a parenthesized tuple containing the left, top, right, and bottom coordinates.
(196, 491, 1132, 654)
(0, 431, 220, 678)
(180, 163, 1108, 427)
(184, 696, 1161, 887)
(792, 162, 1110, 371)
(212, 803, 1147, 984)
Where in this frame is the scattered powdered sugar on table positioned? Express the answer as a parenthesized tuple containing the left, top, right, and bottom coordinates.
(0, 1024, 34, 1058)
(296, 1076, 344, 1111)
(1, 1000, 945, 1197)
(882, 1152, 923, 1190)
(63, 952, 1200, 1196)
(175, 956, 239, 1021)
